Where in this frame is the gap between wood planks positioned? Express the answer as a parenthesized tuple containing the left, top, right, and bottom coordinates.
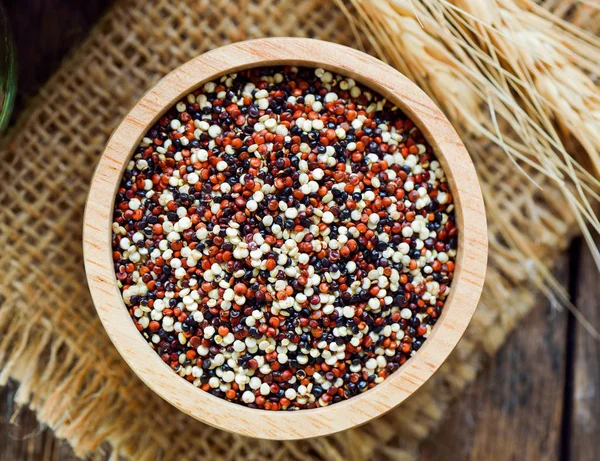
(420, 237, 600, 461)
(560, 238, 579, 461)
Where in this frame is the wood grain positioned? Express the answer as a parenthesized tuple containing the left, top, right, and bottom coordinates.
(571, 237, 600, 461)
(3, 0, 112, 117)
(0, 382, 79, 461)
(83, 38, 487, 439)
(420, 256, 569, 461)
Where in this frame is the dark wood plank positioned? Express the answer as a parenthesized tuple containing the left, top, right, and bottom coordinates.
(571, 237, 600, 461)
(420, 257, 569, 461)
(3, 0, 112, 118)
(0, 381, 80, 461)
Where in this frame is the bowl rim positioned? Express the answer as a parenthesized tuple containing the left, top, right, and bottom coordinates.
(83, 37, 488, 440)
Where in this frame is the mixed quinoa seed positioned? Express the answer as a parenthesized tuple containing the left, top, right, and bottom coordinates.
(112, 66, 458, 410)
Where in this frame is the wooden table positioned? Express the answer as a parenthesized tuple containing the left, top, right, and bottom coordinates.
(1, 2, 598, 459)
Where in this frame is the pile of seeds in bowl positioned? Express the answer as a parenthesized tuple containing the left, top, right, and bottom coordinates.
(112, 66, 457, 410)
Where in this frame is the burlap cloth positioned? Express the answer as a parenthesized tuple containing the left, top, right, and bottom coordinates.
(0, 0, 579, 460)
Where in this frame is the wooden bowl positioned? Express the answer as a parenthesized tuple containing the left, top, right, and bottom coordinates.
(83, 38, 487, 440)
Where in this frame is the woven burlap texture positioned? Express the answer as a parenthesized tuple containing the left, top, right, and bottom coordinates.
(0, 0, 577, 460)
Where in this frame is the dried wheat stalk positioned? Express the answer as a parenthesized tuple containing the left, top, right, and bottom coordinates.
(539, 0, 600, 33)
(337, 0, 600, 337)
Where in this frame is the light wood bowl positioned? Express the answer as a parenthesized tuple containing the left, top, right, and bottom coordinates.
(83, 38, 487, 440)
